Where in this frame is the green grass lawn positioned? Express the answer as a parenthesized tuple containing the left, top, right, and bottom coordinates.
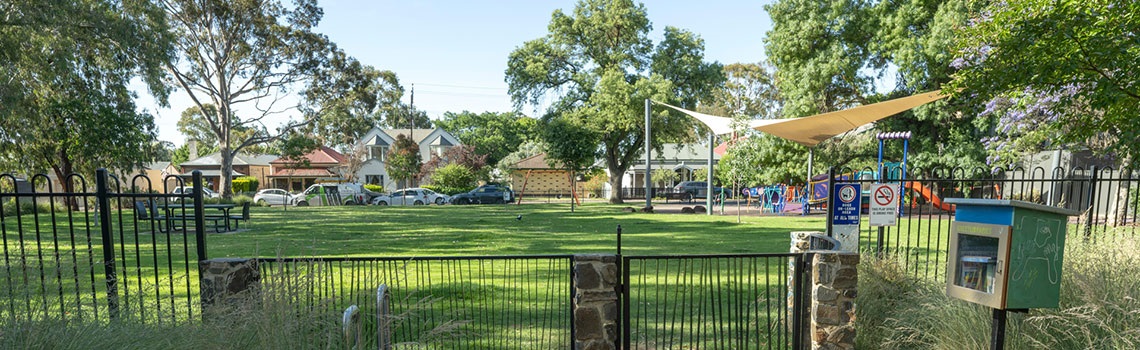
(213, 203, 826, 258)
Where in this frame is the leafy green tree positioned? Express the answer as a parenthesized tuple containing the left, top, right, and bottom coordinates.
(434, 111, 538, 165)
(380, 105, 431, 130)
(0, 0, 172, 192)
(651, 168, 678, 187)
(386, 134, 421, 188)
(162, 0, 340, 197)
(420, 145, 489, 183)
(949, 0, 1140, 167)
(541, 118, 599, 212)
(506, 0, 724, 203)
(702, 63, 782, 120)
(429, 164, 478, 192)
(763, 0, 988, 175)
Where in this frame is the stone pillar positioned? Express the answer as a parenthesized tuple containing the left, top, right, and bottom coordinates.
(199, 258, 260, 313)
(572, 254, 618, 350)
(810, 252, 858, 350)
(789, 231, 819, 347)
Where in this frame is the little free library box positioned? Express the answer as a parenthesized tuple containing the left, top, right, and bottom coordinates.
(943, 198, 1080, 310)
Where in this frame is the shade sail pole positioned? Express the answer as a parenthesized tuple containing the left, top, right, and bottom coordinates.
(645, 98, 652, 209)
(707, 132, 714, 215)
(807, 148, 814, 210)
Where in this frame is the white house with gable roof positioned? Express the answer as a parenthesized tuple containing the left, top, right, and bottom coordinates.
(354, 127, 462, 190)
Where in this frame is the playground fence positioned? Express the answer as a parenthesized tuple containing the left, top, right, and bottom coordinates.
(823, 165, 1139, 281)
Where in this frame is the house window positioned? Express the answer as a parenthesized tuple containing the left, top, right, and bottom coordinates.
(370, 146, 388, 161)
(430, 145, 449, 158)
(365, 175, 383, 185)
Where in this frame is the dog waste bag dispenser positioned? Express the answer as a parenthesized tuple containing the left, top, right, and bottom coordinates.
(943, 199, 1079, 309)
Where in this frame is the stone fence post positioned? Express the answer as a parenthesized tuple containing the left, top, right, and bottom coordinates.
(572, 254, 619, 350)
(199, 258, 261, 315)
(789, 232, 859, 350)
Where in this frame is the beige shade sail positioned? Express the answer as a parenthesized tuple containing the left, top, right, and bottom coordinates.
(749, 91, 950, 147)
(654, 100, 737, 135)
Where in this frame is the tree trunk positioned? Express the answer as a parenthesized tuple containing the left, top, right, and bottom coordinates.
(51, 147, 77, 211)
(219, 146, 234, 198)
(607, 173, 624, 204)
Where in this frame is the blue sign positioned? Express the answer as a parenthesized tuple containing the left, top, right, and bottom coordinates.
(832, 183, 862, 225)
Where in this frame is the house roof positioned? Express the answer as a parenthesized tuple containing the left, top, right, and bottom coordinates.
(381, 129, 437, 144)
(146, 162, 171, 171)
(182, 152, 279, 167)
(269, 146, 345, 165)
(654, 143, 719, 161)
(514, 153, 559, 170)
(267, 168, 338, 177)
(174, 169, 245, 177)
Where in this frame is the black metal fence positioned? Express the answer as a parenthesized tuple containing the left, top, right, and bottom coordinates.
(256, 255, 573, 349)
(621, 253, 804, 349)
(821, 165, 1139, 280)
(0, 169, 207, 324)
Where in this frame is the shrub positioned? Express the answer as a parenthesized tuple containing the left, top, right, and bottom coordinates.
(583, 173, 608, 198)
(422, 184, 475, 196)
(232, 176, 259, 193)
(231, 195, 253, 206)
(364, 184, 384, 193)
(858, 234, 1140, 349)
(429, 164, 478, 190)
(1, 198, 58, 217)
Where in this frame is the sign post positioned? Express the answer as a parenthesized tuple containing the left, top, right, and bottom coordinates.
(831, 183, 861, 252)
(869, 183, 900, 226)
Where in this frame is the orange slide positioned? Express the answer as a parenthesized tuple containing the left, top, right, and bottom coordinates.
(904, 181, 954, 211)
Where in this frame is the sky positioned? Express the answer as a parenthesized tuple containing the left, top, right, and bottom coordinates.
(143, 1, 777, 146)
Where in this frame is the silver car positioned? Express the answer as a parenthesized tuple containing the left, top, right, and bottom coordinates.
(253, 188, 293, 206)
(371, 188, 450, 206)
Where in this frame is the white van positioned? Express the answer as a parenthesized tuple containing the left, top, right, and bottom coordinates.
(293, 183, 367, 206)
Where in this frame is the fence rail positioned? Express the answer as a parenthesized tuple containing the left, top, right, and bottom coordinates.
(256, 255, 574, 349)
(622, 253, 803, 350)
(1, 169, 206, 325)
(821, 165, 1140, 280)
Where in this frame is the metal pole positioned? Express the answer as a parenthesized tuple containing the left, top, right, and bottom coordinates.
(990, 308, 1007, 350)
(826, 167, 836, 238)
(707, 132, 714, 215)
(807, 148, 814, 214)
(95, 168, 118, 320)
(877, 138, 885, 256)
(616, 225, 622, 256)
(192, 171, 207, 261)
(644, 98, 652, 209)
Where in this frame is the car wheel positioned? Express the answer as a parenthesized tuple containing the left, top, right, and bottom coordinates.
(376, 201, 388, 206)
(458, 198, 470, 205)
(256, 199, 267, 206)
(413, 200, 424, 206)
(435, 197, 444, 205)
(296, 201, 309, 206)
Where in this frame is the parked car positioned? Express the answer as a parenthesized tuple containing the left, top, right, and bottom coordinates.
(672, 181, 728, 202)
(449, 184, 513, 205)
(371, 187, 450, 206)
(293, 183, 367, 206)
(169, 186, 220, 202)
(252, 188, 293, 206)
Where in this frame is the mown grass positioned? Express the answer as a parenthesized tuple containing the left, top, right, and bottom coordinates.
(2, 202, 826, 348)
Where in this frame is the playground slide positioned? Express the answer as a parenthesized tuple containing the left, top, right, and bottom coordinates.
(904, 182, 954, 211)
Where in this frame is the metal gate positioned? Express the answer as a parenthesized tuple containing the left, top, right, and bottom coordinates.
(621, 253, 806, 349)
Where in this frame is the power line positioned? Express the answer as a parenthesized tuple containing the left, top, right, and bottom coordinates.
(415, 82, 505, 91)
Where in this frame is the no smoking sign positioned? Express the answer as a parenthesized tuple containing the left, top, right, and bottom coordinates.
(870, 183, 900, 226)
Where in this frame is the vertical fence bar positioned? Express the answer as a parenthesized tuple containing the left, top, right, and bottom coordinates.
(826, 167, 836, 237)
(1085, 166, 1098, 237)
(95, 168, 118, 320)
(791, 254, 804, 350)
(192, 171, 206, 261)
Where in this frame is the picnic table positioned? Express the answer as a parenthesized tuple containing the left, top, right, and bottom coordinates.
(158, 203, 237, 232)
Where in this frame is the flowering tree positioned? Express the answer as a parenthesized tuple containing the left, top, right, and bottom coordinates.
(949, 0, 1140, 167)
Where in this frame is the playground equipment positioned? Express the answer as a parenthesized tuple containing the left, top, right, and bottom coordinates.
(904, 181, 954, 211)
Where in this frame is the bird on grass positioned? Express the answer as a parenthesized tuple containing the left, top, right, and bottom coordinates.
(516, 215, 523, 221)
